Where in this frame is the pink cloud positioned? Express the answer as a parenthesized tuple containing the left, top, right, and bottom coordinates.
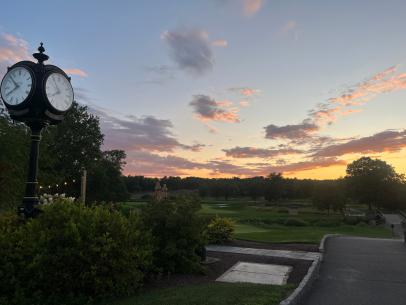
(243, 0, 264, 16)
(64, 68, 88, 77)
(223, 146, 302, 159)
(312, 130, 406, 158)
(230, 87, 260, 97)
(257, 158, 346, 175)
(211, 39, 228, 47)
(89, 105, 204, 153)
(190, 94, 240, 123)
(239, 100, 250, 107)
(0, 33, 30, 67)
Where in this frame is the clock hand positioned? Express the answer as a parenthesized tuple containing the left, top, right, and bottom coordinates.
(9, 75, 19, 88)
(5, 85, 19, 97)
(53, 78, 61, 93)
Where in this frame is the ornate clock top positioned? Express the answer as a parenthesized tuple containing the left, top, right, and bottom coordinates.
(33, 42, 49, 64)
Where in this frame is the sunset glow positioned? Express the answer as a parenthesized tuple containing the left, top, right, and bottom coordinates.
(1, 1, 406, 179)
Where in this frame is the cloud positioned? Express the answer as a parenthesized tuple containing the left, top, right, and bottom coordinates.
(239, 100, 250, 107)
(138, 65, 176, 85)
(0, 33, 30, 77)
(264, 122, 319, 140)
(89, 105, 204, 152)
(124, 151, 207, 176)
(161, 28, 214, 76)
(207, 160, 259, 176)
(64, 68, 88, 77)
(280, 20, 297, 33)
(263, 65, 406, 144)
(229, 87, 260, 97)
(190, 94, 240, 123)
(309, 66, 406, 126)
(242, 0, 264, 16)
(223, 146, 302, 159)
(256, 157, 346, 175)
(73, 87, 93, 103)
(312, 129, 406, 158)
(211, 39, 228, 47)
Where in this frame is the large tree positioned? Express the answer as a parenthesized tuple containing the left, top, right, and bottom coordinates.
(312, 180, 346, 215)
(346, 157, 404, 210)
(0, 118, 29, 209)
(1, 102, 128, 208)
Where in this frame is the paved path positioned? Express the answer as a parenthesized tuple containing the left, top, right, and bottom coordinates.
(383, 213, 405, 239)
(206, 245, 320, 261)
(301, 236, 406, 305)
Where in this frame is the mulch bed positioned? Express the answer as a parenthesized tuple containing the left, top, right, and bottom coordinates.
(143, 243, 314, 292)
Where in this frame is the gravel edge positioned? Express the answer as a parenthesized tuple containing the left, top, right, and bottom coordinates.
(278, 234, 340, 305)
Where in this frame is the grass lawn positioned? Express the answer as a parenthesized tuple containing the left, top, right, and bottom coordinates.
(103, 283, 293, 305)
(234, 223, 392, 243)
(200, 200, 392, 243)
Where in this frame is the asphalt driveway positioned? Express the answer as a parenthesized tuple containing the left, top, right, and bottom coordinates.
(301, 236, 406, 305)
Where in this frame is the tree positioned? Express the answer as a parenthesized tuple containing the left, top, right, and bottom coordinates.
(47, 102, 104, 179)
(346, 157, 403, 210)
(87, 150, 129, 203)
(0, 118, 29, 209)
(312, 180, 346, 215)
(265, 173, 285, 202)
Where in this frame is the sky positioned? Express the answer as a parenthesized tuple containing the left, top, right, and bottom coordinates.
(1, 0, 406, 179)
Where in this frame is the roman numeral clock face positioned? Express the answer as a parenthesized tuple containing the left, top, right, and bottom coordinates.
(0, 66, 33, 106)
(45, 73, 74, 112)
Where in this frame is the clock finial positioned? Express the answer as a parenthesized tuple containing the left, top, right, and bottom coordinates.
(33, 42, 49, 64)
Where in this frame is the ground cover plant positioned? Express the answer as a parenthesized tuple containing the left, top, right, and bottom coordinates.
(199, 199, 391, 243)
(102, 283, 294, 305)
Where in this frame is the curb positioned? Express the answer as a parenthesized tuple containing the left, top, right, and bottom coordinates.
(278, 234, 339, 305)
(319, 234, 341, 254)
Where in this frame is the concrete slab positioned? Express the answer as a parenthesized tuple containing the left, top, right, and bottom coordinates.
(216, 262, 292, 285)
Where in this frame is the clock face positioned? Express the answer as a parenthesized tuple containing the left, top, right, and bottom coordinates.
(0, 66, 33, 106)
(45, 73, 74, 112)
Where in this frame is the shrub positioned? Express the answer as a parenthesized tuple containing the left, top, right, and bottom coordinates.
(0, 199, 153, 305)
(277, 208, 289, 214)
(284, 218, 308, 227)
(140, 196, 206, 274)
(207, 216, 235, 244)
(343, 216, 362, 225)
(311, 218, 341, 227)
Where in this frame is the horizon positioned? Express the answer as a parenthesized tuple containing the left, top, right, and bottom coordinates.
(1, 0, 406, 179)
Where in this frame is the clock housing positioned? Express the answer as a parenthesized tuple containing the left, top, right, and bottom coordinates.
(1, 57, 74, 125)
(0, 62, 35, 110)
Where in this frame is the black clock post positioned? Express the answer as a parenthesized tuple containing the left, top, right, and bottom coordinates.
(0, 43, 74, 217)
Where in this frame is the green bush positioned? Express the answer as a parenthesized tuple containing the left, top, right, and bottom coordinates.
(0, 200, 153, 305)
(207, 216, 235, 244)
(343, 216, 362, 225)
(140, 196, 206, 274)
(311, 218, 341, 227)
(284, 218, 308, 227)
(277, 208, 289, 214)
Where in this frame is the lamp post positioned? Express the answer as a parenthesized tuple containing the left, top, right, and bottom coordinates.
(0, 43, 74, 217)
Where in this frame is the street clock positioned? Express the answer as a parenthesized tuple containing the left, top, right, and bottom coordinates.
(0, 43, 75, 217)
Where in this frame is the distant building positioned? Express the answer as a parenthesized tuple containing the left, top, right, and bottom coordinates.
(154, 181, 168, 201)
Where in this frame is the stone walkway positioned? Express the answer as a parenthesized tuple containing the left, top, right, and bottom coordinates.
(206, 245, 321, 261)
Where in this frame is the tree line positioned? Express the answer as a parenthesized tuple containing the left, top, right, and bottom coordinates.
(124, 158, 406, 212)
(1, 103, 405, 212)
